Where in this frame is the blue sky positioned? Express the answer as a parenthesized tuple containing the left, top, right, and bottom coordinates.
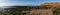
(0, 0, 60, 6)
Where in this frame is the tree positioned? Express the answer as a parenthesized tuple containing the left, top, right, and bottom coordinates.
(5, 6, 32, 15)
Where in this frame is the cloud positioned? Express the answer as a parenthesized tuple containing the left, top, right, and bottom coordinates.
(0, 0, 15, 6)
(0, 3, 6, 6)
(0, 0, 8, 6)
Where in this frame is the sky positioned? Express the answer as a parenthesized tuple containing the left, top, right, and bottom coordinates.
(0, 0, 60, 6)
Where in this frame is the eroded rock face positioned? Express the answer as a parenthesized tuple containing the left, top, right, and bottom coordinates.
(23, 2, 60, 15)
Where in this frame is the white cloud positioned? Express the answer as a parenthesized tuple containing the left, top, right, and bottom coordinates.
(0, 0, 8, 6)
(0, 2, 15, 6)
(0, 3, 6, 6)
(0, 0, 12, 6)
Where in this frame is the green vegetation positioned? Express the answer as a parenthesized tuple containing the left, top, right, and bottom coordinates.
(0, 6, 33, 15)
(1, 6, 60, 15)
